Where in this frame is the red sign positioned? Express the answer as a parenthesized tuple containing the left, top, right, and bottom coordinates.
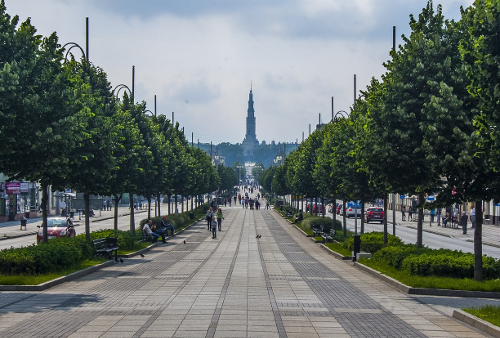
(6, 182, 20, 194)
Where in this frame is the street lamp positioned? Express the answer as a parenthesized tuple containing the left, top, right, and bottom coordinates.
(112, 84, 132, 101)
(334, 110, 349, 120)
(236, 165, 245, 184)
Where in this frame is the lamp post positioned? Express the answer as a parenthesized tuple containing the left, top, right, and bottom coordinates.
(236, 165, 245, 185)
(334, 110, 349, 120)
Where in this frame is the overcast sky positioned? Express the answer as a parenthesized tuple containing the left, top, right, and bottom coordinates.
(7, 0, 471, 145)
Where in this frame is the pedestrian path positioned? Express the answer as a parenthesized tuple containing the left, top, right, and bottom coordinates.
(0, 207, 497, 337)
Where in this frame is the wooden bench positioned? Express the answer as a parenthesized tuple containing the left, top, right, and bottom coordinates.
(142, 229, 156, 243)
(312, 225, 324, 237)
(92, 237, 119, 262)
(285, 210, 294, 217)
(321, 229, 336, 243)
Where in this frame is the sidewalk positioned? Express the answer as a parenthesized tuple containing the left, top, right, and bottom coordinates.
(0, 206, 149, 241)
(383, 208, 500, 249)
(1, 207, 497, 338)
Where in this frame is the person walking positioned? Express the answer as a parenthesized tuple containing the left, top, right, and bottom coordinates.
(217, 208, 224, 231)
(206, 207, 214, 230)
(211, 217, 218, 239)
(408, 206, 413, 221)
(401, 205, 406, 221)
(436, 208, 441, 226)
(460, 211, 468, 234)
(470, 207, 476, 228)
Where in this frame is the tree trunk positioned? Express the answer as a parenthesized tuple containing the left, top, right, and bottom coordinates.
(157, 193, 161, 217)
(129, 192, 135, 235)
(175, 195, 178, 215)
(191, 195, 194, 211)
(417, 192, 425, 248)
(342, 200, 347, 237)
(474, 200, 483, 281)
(113, 194, 121, 231)
(321, 197, 325, 218)
(383, 195, 388, 244)
(360, 201, 365, 234)
(168, 196, 171, 215)
(84, 192, 90, 242)
(332, 196, 337, 229)
(41, 181, 49, 244)
(147, 197, 151, 219)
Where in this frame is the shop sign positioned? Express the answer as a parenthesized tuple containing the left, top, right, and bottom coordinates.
(6, 182, 20, 194)
(20, 183, 29, 193)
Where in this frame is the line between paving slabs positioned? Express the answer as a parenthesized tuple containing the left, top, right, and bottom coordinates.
(130, 209, 240, 338)
(255, 211, 288, 338)
(264, 210, 428, 338)
(205, 209, 246, 338)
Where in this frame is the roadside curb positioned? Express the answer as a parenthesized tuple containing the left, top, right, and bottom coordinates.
(319, 243, 352, 261)
(353, 261, 500, 299)
(453, 309, 500, 338)
(0, 260, 116, 291)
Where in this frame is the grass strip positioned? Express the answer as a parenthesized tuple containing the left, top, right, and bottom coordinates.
(463, 306, 500, 327)
(324, 242, 352, 257)
(358, 258, 500, 292)
(0, 258, 107, 285)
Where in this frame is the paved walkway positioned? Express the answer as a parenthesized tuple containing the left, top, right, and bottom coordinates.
(1, 206, 499, 338)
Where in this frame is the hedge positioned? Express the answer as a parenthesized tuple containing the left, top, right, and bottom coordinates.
(0, 237, 93, 275)
(301, 216, 340, 231)
(401, 253, 500, 279)
(343, 232, 403, 254)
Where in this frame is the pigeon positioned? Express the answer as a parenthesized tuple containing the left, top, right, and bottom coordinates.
(119, 258, 124, 263)
(183, 240, 186, 244)
(258, 235, 261, 238)
(140, 254, 145, 258)
(255, 235, 259, 238)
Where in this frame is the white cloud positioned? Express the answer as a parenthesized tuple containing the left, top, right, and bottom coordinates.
(6, 0, 473, 145)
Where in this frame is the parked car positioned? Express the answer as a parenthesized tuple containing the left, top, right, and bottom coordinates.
(36, 217, 76, 244)
(365, 207, 384, 223)
(338, 205, 361, 218)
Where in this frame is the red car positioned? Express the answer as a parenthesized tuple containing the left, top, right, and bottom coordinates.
(365, 207, 384, 224)
(37, 218, 76, 243)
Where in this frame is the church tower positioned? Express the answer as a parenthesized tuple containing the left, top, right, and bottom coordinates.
(242, 85, 259, 161)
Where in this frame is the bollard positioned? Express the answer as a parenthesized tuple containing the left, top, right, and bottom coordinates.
(352, 234, 361, 262)
(20, 217, 27, 231)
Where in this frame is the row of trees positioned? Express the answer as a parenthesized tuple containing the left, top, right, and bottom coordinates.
(0, 2, 230, 242)
(261, 0, 500, 281)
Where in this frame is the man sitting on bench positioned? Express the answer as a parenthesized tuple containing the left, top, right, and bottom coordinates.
(143, 220, 160, 242)
(161, 216, 175, 237)
(294, 210, 303, 224)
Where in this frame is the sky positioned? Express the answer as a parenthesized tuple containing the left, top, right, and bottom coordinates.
(7, 0, 472, 145)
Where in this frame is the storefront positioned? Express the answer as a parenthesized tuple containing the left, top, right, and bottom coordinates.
(0, 180, 39, 222)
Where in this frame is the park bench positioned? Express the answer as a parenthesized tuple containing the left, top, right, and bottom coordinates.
(312, 224, 324, 237)
(142, 229, 156, 243)
(321, 228, 336, 243)
(92, 236, 119, 262)
(285, 210, 294, 218)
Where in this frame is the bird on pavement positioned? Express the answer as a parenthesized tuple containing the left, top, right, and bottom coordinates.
(255, 235, 259, 238)
(140, 254, 145, 258)
(258, 235, 261, 238)
(183, 240, 186, 244)
(119, 258, 124, 263)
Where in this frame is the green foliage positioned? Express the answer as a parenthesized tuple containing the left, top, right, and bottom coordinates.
(0, 237, 93, 275)
(343, 232, 402, 253)
(463, 306, 500, 328)
(301, 216, 339, 231)
(401, 253, 500, 279)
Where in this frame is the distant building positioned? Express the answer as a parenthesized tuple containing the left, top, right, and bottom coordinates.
(242, 86, 259, 161)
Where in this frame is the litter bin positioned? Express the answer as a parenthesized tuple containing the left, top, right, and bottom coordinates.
(20, 217, 27, 231)
(352, 234, 361, 262)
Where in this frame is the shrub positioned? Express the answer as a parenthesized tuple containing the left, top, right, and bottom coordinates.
(401, 253, 500, 279)
(301, 216, 338, 231)
(343, 232, 402, 253)
(0, 237, 93, 275)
